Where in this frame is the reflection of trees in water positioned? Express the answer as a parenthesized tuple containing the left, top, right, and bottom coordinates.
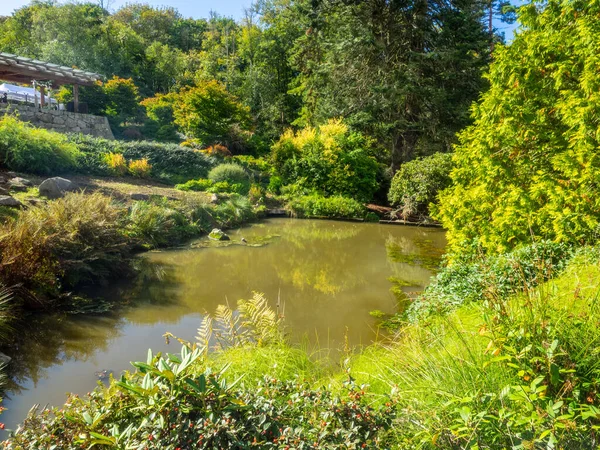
(2, 260, 181, 396)
(2, 313, 125, 396)
(385, 233, 445, 271)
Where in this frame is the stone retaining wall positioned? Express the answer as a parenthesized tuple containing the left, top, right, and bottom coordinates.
(2, 104, 114, 139)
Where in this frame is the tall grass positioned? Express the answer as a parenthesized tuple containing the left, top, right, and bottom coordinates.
(0, 192, 131, 304)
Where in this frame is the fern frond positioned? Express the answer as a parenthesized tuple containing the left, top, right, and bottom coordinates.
(195, 315, 213, 354)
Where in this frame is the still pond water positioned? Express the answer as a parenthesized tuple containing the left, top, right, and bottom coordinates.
(0, 218, 445, 431)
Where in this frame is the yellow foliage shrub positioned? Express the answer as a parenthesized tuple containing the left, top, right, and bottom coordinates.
(129, 158, 152, 178)
(104, 152, 128, 176)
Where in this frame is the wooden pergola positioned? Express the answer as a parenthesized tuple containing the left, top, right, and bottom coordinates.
(0, 52, 102, 112)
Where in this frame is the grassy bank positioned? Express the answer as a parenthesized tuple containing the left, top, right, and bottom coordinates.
(5, 249, 600, 448)
(0, 188, 259, 320)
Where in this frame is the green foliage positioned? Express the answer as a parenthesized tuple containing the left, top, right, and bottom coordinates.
(7, 346, 393, 449)
(207, 181, 246, 195)
(388, 152, 454, 217)
(0, 115, 80, 174)
(267, 175, 283, 195)
(208, 163, 250, 193)
(436, 0, 600, 255)
(175, 178, 213, 192)
(288, 0, 491, 168)
(213, 195, 256, 228)
(121, 141, 216, 183)
(407, 241, 574, 322)
(271, 120, 379, 202)
(232, 155, 272, 174)
(173, 80, 252, 147)
(103, 76, 140, 123)
(286, 194, 366, 220)
(126, 200, 200, 248)
(140, 93, 179, 142)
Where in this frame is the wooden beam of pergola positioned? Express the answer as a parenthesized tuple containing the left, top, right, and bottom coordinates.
(0, 52, 102, 88)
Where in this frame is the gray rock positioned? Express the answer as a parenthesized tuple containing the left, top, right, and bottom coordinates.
(5, 172, 16, 178)
(39, 177, 76, 199)
(0, 187, 9, 195)
(208, 228, 230, 241)
(11, 177, 33, 186)
(9, 183, 28, 192)
(210, 193, 219, 204)
(130, 193, 150, 201)
(0, 196, 22, 207)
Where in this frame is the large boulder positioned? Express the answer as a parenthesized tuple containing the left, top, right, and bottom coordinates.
(39, 177, 76, 199)
(0, 195, 22, 207)
(208, 228, 230, 241)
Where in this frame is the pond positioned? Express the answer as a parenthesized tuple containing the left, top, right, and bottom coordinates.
(0, 218, 446, 432)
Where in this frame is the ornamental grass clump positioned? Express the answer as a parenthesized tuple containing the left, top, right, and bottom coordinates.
(0, 192, 131, 304)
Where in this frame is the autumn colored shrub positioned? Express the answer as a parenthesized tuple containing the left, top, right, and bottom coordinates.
(128, 158, 152, 178)
(103, 152, 128, 176)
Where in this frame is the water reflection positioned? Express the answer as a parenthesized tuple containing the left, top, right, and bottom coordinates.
(0, 218, 445, 431)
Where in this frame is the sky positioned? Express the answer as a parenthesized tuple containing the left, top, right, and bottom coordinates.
(0, 0, 521, 40)
(0, 0, 251, 20)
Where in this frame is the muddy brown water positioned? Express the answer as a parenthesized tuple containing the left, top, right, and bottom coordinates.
(0, 218, 445, 432)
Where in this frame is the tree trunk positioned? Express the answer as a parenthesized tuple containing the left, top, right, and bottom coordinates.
(391, 127, 419, 172)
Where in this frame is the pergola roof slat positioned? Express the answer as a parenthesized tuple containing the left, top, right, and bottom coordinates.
(0, 52, 102, 87)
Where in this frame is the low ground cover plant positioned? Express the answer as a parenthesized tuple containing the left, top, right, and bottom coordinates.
(406, 240, 575, 322)
(69, 134, 217, 183)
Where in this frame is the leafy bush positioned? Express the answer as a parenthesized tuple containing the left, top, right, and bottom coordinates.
(0, 116, 80, 174)
(140, 92, 179, 142)
(407, 241, 574, 322)
(268, 175, 283, 194)
(208, 163, 249, 184)
(388, 152, 453, 217)
(175, 178, 213, 192)
(232, 155, 272, 174)
(0, 192, 131, 303)
(128, 158, 152, 178)
(435, 1, 600, 255)
(206, 181, 246, 194)
(286, 194, 366, 219)
(208, 163, 250, 194)
(271, 119, 379, 202)
(104, 152, 127, 176)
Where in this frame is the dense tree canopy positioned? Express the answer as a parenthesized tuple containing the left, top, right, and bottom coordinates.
(0, 0, 500, 162)
(436, 0, 600, 255)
